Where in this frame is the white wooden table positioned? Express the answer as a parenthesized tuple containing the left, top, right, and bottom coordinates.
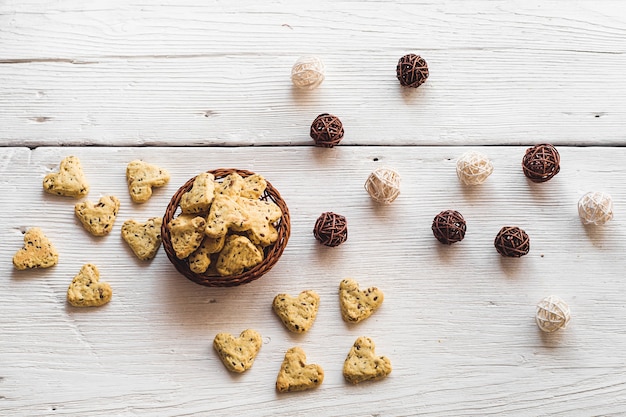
(2, 1, 626, 416)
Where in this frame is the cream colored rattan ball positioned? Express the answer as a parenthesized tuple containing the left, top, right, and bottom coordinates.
(578, 191, 614, 225)
(364, 167, 401, 204)
(456, 151, 494, 185)
(535, 295, 571, 333)
(291, 56, 325, 90)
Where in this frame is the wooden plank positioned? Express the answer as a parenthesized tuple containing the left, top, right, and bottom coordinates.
(1, 145, 626, 415)
(1, 1, 626, 146)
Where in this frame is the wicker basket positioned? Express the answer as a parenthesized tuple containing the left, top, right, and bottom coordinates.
(162, 168, 290, 287)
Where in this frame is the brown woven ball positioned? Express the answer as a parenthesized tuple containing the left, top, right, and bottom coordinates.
(310, 113, 344, 147)
(432, 210, 466, 245)
(396, 54, 429, 88)
(313, 212, 347, 247)
(494, 226, 530, 257)
(522, 144, 560, 183)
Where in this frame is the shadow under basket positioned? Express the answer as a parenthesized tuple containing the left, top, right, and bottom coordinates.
(161, 168, 291, 287)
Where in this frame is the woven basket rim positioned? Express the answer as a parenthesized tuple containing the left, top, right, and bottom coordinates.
(161, 168, 290, 287)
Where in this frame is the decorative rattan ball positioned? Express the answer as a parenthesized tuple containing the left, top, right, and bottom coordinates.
(313, 212, 347, 247)
(291, 56, 325, 90)
(364, 168, 401, 204)
(522, 144, 560, 183)
(456, 151, 494, 186)
(578, 191, 614, 225)
(432, 210, 466, 245)
(536, 295, 571, 333)
(494, 226, 530, 257)
(396, 54, 429, 88)
(310, 113, 344, 147)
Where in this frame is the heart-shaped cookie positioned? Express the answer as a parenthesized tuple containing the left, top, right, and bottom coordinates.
(43, 155, 89, 198)
(276, 347, 324, 392)
(74, 196, 120, 236)
(339, 278, 384, 323)
(126, 160, 170, 203)
(66, 264, 112, 307)
(213, 329, 262, 373)
(343, 336, 392, 384)
(121, 217, 163, 260)
(215, 235, 263, 276)
(12, 227, 59, 270)
(272, 290, 320, 333)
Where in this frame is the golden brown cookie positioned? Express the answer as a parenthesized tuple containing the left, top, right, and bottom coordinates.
(272, 290, 320, 333)
(339, 278, 384, 323)
(180, 172, 216, 214)
(216, 235, 263, 276)
(74, 196, 120, 236)
(43, 155, 89, 198)
(204, 195, 248, 238)
(240, 174, 267, 199)
(126, 160, 170, 203)
(12, 228, 59, 270)
(215, 172, 245, 197)
(236, 197, 282, 246)
(121, 217, 163, 260)
(276, 347, 324, 393)
(167, 214, 206, 259)
(67, 264, 112, 308)
(213, 329, 263, 373)
(343, 336, 392, 384)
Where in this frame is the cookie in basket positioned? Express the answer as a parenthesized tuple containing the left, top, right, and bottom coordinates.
(180, 172, 215, 214)
(167, 214, 206, 259)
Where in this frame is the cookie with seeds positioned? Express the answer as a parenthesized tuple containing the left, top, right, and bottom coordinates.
(276, 347, 324, 392)
(126, 160, 170, 203)
(215, 172, 245, 197)
(216, 235, 263, 276)
(240, 174, 267, 199)
(180, 172, 215, 214)
(67, 264, 112, 307)
(12, 227, 58, 270)
(339, 278, 384, 323)
(235, 197, 282, 246)
(167, 214, 206, 259)
(121, 217, 163, 260)
(74, 196, 120, 236)
(343, 336, 392, 384)
(213, 329, 262, 373)
(43, 155, 89, 198)
(272, 290, 320, 333)
(204, 195, 249, 238)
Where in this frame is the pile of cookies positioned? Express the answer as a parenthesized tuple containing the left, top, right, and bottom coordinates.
(164, 171, 284, 277)
(213, 278, 391, 392)
(13, 155, 171, 307)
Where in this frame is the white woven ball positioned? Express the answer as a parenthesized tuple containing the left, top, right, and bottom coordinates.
(456, 151, 494, 185)
(291, 56, 325, 90)
(364, 168, 401, 204)
(578, 191, 614, 225)
(536, 295, 571, 333)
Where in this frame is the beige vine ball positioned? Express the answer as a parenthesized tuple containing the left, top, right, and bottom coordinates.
(43, 155, 89, 198)
(126, 160, 170, 203)
(66, 264, 112, 308)
(12, 227, 59, 270)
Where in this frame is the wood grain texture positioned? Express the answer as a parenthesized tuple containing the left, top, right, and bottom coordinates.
(0, 0, 625, 146)
(1, 146, 626, 416)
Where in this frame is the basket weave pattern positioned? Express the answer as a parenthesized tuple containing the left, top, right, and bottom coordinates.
(162, 169, 290, 287)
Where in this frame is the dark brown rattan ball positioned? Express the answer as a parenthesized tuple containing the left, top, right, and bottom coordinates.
(396, 54, 429, 88)
(522, 144, 560, 183)
(161, 169, 290, 287)
(432, 210, 466, 245)
(313, 212, 347, 247)
(494, 226, 530, 257)
(310, 113, 344, 147)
